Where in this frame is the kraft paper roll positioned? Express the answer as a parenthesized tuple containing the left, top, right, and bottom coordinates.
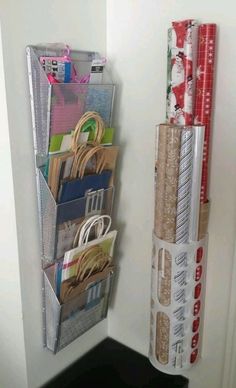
(156, 312, 170, 365)
(156, 126, 181, 307)
(162, 127, 182, 243)
(154, 125, 182, 243)
(198, 201, 210, 240)
(154, 125, 168, 238)
(155, 125, 182, 307)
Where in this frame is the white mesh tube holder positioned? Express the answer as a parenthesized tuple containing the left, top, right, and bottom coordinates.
(149, 233, 208, 374)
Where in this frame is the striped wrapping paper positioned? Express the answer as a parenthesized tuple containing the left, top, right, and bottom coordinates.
(194, 24, 217, 204)
(174, 126, 204, 301)
(169, 20, 198, 125)
(175, 129, 194, 270)
(173, 126, 204, 245)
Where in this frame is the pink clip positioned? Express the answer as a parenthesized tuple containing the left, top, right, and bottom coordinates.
(47, 74, 60, 84)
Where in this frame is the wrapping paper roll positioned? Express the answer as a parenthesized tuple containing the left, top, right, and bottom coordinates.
(156, 312, 170, 365)
(166, 28, 173, 121)
(155, 125, 181, 306)
(162, 127, 182, 243)
(154, 125, 168, 238)
(189, 126, 205, 240)
(198, 201, 210, 239)
(169, 20, 198, 125)
(154, 125, 181, 364)
(154, 125, 182, 242)
(175, 129, 194, 269)
(194, 24, 217, 204)
(175, 129, 194, 245)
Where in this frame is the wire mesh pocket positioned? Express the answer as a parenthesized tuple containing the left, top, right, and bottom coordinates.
(43, 266, 114, 353)
(26, 45, 115, 157)
(37, 168, 114, 266)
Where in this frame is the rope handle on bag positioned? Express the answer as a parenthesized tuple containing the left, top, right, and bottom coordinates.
(70, 143, 87, 179)
(70, 144, 106, 179)
(73, 215, 112, 248)
(76, 251, 107, 282)
(74, 245, 100, 274)
(78, 215, 111, 246)
(78, 145, 105, 178)
(65, 245, 112, 298)
(77, 245, 101, 271)
(75, 245, 112, 283)
(77, 254, 111, 283)
(66, 254, 111, 298)
(69, 111, 107, 179)
(74, 245, 111, 282)
(71, 111, 105, 152)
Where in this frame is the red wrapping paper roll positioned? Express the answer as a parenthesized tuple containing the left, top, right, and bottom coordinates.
(194, 24, 217, 203)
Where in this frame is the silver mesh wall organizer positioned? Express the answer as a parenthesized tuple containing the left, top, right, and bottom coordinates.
(26, 44, 116, 352)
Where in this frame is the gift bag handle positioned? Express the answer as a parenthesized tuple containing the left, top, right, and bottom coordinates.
(71, 111, 105, 151)
(78, 145, 106, 178)
(65, 245, 111, 298)
(72, 215, 112, 248)
(75, 245, 111, 283)
(70, 144, 106, 179)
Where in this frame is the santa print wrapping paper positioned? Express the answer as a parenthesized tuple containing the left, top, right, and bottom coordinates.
(194, 24, 217, 204)
(169, 19, 198, 125)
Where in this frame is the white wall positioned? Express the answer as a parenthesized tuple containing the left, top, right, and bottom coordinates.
(107, 1, 236, 388)
(0, 1, 107, 387)
(0, 26, 28, 388)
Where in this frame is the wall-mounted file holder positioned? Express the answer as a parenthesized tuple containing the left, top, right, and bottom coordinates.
(26, 45, 115, 158)
(149, 234, 208, 374)
(27, 43, 118, 353)
(37, 168, 114, 267)
(43, 264, 114, 353)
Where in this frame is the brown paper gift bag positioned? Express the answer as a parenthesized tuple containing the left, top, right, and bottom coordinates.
(61, 265, 114, 304)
